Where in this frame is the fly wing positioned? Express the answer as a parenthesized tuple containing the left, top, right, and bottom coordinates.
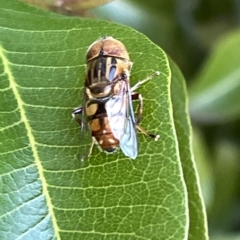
(106, 81, 138, 159)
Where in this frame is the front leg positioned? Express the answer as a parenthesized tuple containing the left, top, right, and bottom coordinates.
(131, 71, 160, 92)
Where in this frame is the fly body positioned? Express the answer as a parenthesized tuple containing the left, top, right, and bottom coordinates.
(85, 37, 132, 99)
(86, 99, 120, 153)
(72, 36, 159, 160)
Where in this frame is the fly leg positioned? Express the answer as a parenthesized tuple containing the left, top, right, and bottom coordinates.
(136, 125, 159, 141)
(72, 107, 83, 125)
(72, 107, 94, 160)
(131, 93, 143, 124)
(130, 71, 160, 140)
(131, 71, 160, 92)
(79, 137, 95, 161)
(131, 93, 160, 141)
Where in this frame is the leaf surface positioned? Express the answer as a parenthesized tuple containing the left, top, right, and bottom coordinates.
(169, 58, 209, 240)
(189, 30, 240, 123)
(0, 0, 206, 239)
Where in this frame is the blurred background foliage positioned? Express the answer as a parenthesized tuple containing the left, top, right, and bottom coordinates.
(21, 0, 240, 239)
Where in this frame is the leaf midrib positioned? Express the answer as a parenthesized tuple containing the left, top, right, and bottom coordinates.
(0, 45, 60, 239)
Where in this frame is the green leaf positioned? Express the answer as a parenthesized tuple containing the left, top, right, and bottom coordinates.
(191, 127, 214, 210)
(189, 30, 240, 123)
(208, 140, 240, 232)
(169, 58, 209, 240)
(0, 0, 207, 239)
(210, 234, 240, 240)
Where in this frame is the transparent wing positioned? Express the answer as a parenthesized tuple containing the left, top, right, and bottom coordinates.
(106, 81, 138, 159)
(72, 91, 94, 160)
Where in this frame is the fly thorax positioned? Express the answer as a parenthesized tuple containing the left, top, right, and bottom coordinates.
(89, 82, 112, 98)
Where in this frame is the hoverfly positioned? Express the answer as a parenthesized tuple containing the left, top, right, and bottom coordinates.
(72, 36, 159, 160)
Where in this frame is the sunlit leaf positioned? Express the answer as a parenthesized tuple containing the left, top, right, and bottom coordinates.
(0, 0, 207, 239)
(189, 30, 240, 123)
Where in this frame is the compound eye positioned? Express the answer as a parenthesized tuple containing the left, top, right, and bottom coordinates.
(109, 66, 116, 81)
